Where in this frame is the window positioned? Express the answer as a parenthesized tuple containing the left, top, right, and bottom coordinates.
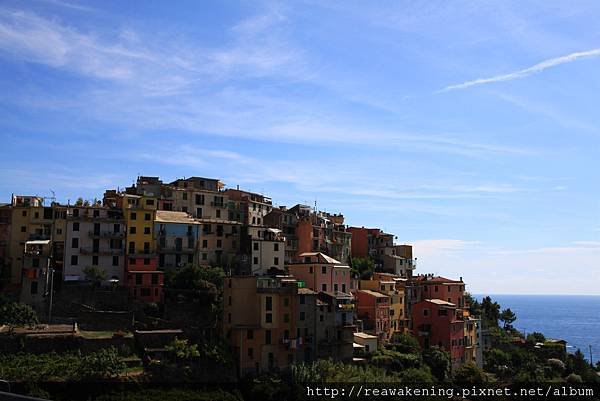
(30, 281, 38, 295)
(146, 199, 154, 206)
(182, 192, 187, 200)
(114, 224, 120, 233)
(92, 256, 98, 265)
(247, 348, 253, 358)
(71, 238, 79, 248)
(253, 257, 259, 264)
(20, 226, 26, 232)
(423, 309, 429, 316)
(22, 210, 27, 217)
(73, 222, 79, 231)
(129, 258, 136, 265)
(265, 330, 271, 344)
(151, 273, 158, 285)
(112, 256, 119, 266)
(31, 258, 39, 268)
(144, 258, 150, 265)
(265, 313, 272, 323)
(136, 274, 142, 285)
(300, 295, 305, 305)
(274, 243, 279, 251)
(274, 257, 279, 265)
(320, 315, 324, 322)
(56, 228, 62, 235)
(144, 227, 150, 235)
(247, 329, 254, 340)
(434, 285, 439, 292)
(322, 284, 327, 292)
(196, 208, 202, 217)
(195, 194, 204, 205)
(129, 227, 136, 234)
(145, 213, 151, 221)
(265, 296, 272, 311)
(438, 309, 448, 316)
(309, 266, 313, 273)
(71, 255, 78, 265)
(300, 311, 305, 321)
(216, 239, 222, 248)
(321, 266, 327, 274)
(216, 209, 221, 218)
(334, 284, 338, 292)
(283, 297, 289, 307)
(202, 240, 208, 248)
(342, 284, 346, 293)
(202, 253, 207, 260)
(141, 288, 150, 297)
(253, 243, 259, 251)
(130, 212, 136, 220)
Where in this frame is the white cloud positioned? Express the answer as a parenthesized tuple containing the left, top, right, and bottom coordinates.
(439, 48, 600, 92)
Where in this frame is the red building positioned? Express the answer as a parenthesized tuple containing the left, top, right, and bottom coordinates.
(416, 275, 466, 308)
(287, 252, 352, 294)
(412, 299, 465, 369)
(355, 289, 391, 340)
(126, 258, 163, 303)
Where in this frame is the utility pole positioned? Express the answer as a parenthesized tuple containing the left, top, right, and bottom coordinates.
(47, 268, 55, 323)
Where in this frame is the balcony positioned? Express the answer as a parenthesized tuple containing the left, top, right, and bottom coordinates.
(157, 246, 195, 254)
(88, 231, 125, 238)
(80, 247, 123, 255)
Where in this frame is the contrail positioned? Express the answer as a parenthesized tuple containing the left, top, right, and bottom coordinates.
(438, 48, 600, 92)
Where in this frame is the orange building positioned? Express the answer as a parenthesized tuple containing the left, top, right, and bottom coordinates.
(287, 252, 352, 294)
(355, 289, 391, 341)
(416, 274, 465, 308)
(223, 275, 301, 376)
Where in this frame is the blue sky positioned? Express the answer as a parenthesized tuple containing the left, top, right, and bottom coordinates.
(1, 1, 599, 294)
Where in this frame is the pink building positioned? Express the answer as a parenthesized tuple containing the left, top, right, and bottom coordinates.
(355, 289, 391, 340)
(287, 252, 351, 294)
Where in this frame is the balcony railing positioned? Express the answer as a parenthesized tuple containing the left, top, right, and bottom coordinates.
(157, 246, 195, 254)
(88, 231, 125, 238)
(80, 247, 123, 255)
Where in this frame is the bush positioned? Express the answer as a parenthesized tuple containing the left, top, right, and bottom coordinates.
(454, 362, 486, 384)
(0, 301, 39, 326)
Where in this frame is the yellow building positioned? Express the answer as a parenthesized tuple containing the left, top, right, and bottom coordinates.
(5, 196, 66, 308)
(360, 272, 408, 337)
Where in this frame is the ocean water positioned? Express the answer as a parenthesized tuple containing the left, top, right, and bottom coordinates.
(474, 294, 600, 362)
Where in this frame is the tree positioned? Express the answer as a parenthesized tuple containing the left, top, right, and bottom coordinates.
(389, 332, 421, 354)
(480, 296, 501, 327)
(350, 257, 374, 280)
(500, 308, 517, 329)
(165, 264, 225, 290)
(526, 332, 546, 343)
(422, 347, 450, 381)
(83, 265, 108, 287)
(453, 362, 486, 384)
(0, 301, 39, 326)
(165, 338, 200, 360)
(464, 292, 481, 316)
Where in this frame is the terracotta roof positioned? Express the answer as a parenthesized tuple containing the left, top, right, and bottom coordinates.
(155, 210, 197, 224)
(298, 252, 341, 264)
(358, 289, 389, 298)
(424, 298, 456, 306)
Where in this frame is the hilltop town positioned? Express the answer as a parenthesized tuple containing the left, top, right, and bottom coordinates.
(0, 175, 483, 377)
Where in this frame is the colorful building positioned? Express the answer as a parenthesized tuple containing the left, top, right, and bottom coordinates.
(417, 274, 466, 308)
(243, 226, 285, 275)
(412, 299, 466, 369)
(155, 210, 201, 269)
(315, 291, 355, 361)
(122, 193, 162, 303)
(287, 252, 351, 294)
(63, 205, 125, 283)
(223, 275, 300, 376)
(362, 272, 409, 335)
(355, 289, 391, 340)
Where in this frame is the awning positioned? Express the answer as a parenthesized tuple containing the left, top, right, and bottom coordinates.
(25, 240, 51, 245)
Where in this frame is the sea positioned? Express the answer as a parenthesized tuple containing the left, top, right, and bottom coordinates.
(473, 294, 600, 362)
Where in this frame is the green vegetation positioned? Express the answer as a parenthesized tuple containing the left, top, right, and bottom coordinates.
(0, 347, 125, 381)
(0, 297, 38, 326)
(164, 264, 226, 290)
(83, 265, 108, 287)
(349, 257, 375, 280)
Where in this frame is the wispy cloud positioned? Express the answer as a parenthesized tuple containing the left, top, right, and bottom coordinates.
(439, 48, 600, 92)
